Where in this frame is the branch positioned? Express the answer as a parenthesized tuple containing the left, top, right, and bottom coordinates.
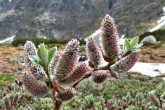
(73, 62, 115, 88)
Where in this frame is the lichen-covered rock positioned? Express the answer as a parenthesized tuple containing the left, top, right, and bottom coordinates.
(55, 87, 76, 102)
(141, 35, 157, 45)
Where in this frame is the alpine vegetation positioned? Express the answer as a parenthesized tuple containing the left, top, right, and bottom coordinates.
(8, 14, 142, 110)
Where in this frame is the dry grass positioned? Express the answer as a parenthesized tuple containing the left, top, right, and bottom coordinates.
(139, 42, 165, 63)
(0, 42, 165, 75)
(0, 46, 23, 74)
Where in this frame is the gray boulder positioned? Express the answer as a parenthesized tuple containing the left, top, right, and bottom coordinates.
(141, 35, 157, 45)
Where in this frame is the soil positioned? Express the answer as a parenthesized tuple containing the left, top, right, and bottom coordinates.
(0, 42, 165, 74)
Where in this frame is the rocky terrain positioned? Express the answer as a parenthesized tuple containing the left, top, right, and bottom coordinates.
(0, 0, 165, 41)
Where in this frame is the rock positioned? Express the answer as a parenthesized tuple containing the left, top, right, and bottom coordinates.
(9, 55, 24, 64)
(141, 35, 157, 45)
(0, 0, 165, 40)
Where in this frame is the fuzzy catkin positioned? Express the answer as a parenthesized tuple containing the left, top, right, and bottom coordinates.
(91, 70, 109, 83)
(24, 41, 37, 67)
(57, 62, 89, 86)
(86, 36, 102, 69)
(21, 68, 48, 98)
(24, 41, 46, 80)
(110, 52, 139, 73)
(4, 96, 11, 109)
(55, 39, 80, 80)
(55, 87, 76, 102)
(12, 93, 19, 105)
(100, 14, 121, 62)
(148, 92, 160, 107)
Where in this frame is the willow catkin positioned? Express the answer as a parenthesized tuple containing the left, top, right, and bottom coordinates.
(91, 70, 109, 83)
(57, 62, 89, 86)
(4, 96, 11, 109)
(24, 41, 46, 80)
(21, 68, 48, 98)
(100, 14, 121, 62)
(55, 87, 76, 102)
(148, 92, 160, 107)
(110, 52, 139, 73)
(55, 39, 80, 80)
(86, 36, 102, 69)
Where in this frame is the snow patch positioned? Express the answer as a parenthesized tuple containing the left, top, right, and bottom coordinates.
(150, 6, 165, 32)
(130, 62, 165, 77)
(0, 36, 15, 43)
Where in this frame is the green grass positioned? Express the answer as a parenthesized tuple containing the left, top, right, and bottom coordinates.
(61, 74, 165, 109)
(0, 74, 15, 89)
(12, 37, 86, 47)
(0, 43, 12, 47)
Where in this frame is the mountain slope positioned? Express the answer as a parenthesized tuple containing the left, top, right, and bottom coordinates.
(0, 0, 164, 41)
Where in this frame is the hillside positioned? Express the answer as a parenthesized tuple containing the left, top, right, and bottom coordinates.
(0, 0, 165, 41)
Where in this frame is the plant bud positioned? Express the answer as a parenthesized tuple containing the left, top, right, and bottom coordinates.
(57, 62, 89, 86)
(86, 36, 102, 69)
(110, 52, 139, 73)
(23, 41, 46, 80)
(100, 14, 121, 62)
(24, 41, 37, 67)
(21, 68, 48, 98)
(7, 85, 12, 91)
(12, 93, 19, 105)
(19, 81, 23, 86)
(91, 70, 109, 83)
(15, 79, 19, 85)
(2, 91, 6, 97)
(148, 92, 160, 107)
(55, 87, 76, 102)
(55, 39, 80, 80)
(4, 96, 11, 109)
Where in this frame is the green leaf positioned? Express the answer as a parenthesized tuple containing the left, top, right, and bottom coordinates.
(39, 44, 48, 67)
(123, 38, 131, 55)
(132, 49, 141, 53)
(48, 47, 57, 64)
(130, 37, 139, 48)
(29, 55, 44, 67)
(135, 43, 143, 48)
(37, 47, 41, 60)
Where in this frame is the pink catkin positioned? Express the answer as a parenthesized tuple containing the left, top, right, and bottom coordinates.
(24, 41, 37, 67)
(24, 41, 46, 80)
(100, 14, 121, 61)
(57, 62, 89, 86)
(55, 87, 76, 102)
(110, 52, 140, 73)
(21, 68, 48, 98)
(55, 39, 80, 80)
(86, 36, 102, 68)
(91, 70, 109, 83)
